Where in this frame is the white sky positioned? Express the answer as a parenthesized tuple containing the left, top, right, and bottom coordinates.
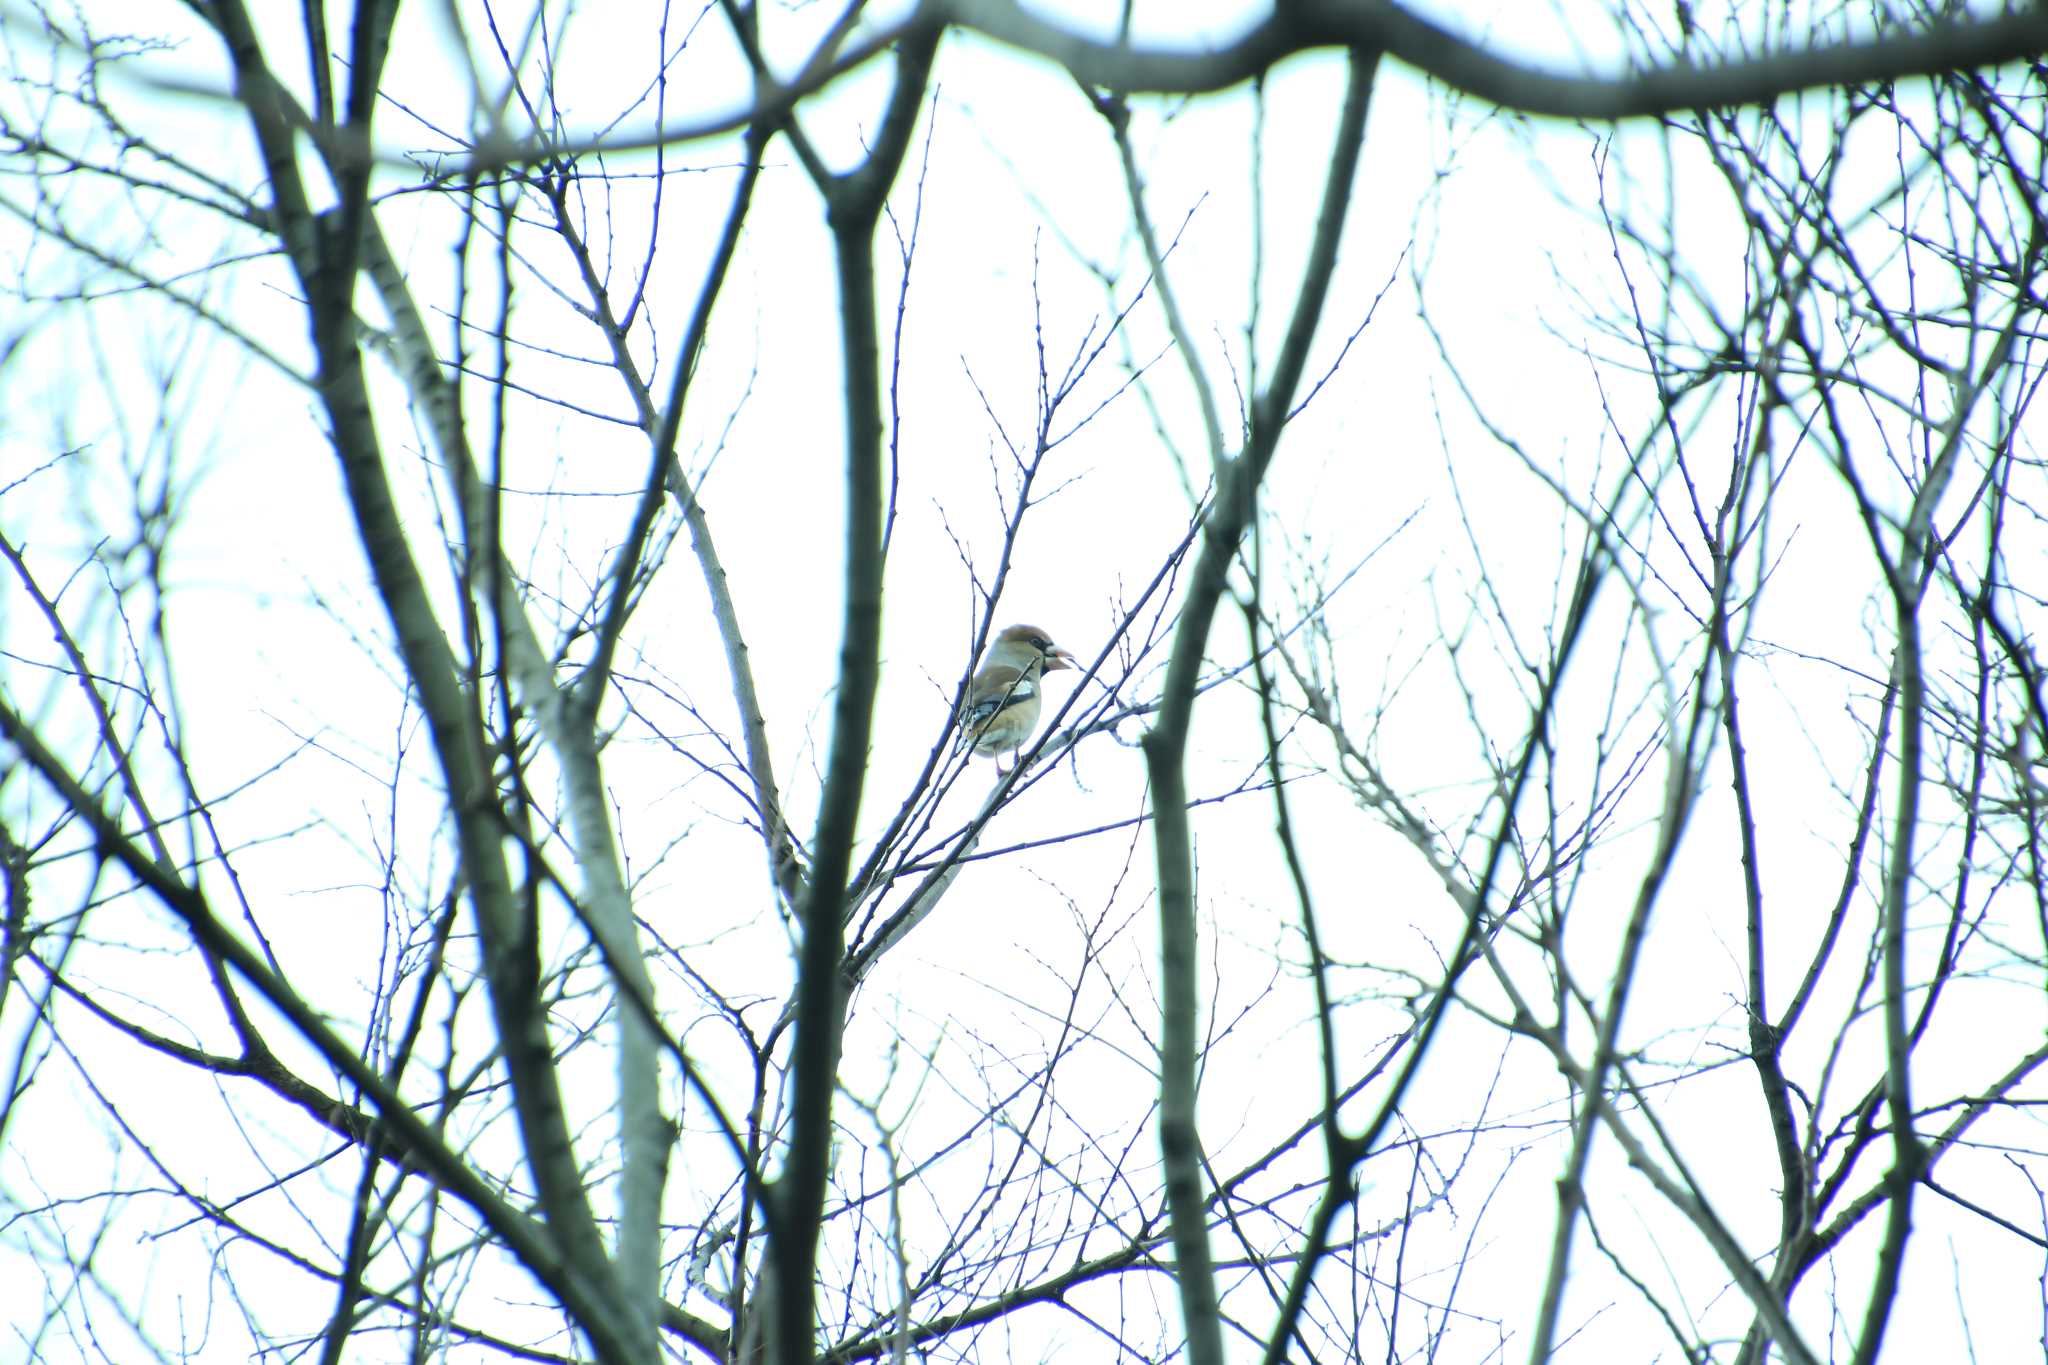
(1, 1, 2043, 1361)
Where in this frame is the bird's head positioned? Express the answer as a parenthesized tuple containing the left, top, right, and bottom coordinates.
(994, 624, 1075, 672)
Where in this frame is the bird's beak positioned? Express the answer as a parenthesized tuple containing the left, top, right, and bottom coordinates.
(1043, 647, 1076, 672)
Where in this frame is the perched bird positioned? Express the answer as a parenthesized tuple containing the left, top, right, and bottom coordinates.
(955, 624, 1076, 774)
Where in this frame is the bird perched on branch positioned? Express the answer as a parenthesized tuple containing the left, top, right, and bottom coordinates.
(955, 624, 1076, 775)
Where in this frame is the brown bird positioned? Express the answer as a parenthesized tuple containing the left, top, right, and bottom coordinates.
(955, 624, 1076, 774)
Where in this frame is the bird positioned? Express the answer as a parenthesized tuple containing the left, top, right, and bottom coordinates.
(955, 624, 1076, 775)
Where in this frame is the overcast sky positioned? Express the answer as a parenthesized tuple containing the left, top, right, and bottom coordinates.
(2, 2, 2043, 1361)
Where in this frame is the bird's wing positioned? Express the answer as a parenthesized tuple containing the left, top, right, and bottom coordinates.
(962, 664, 1036, 730)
